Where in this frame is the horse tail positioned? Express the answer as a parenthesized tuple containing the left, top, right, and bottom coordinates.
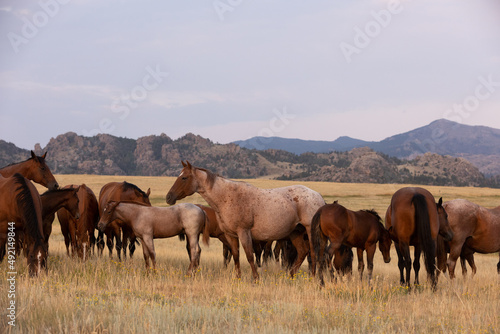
(311, 208, 326, 277)
(412, 193, 436, 284)
(13, 174, 44, 244)
(201, 209, 210, 247)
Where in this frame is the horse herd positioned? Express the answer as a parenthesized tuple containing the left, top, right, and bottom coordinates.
(1, 154, 499, 290)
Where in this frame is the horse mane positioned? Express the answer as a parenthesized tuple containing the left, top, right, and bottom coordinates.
(116, 200, 151, 207)
(122, 181, 149, 197)
(13, 173, 43, 241)
(195, 166, 219, 190)
(361, 209, 382, 223)
(40, 187, 75, 197)
(1, 155, 45, 169)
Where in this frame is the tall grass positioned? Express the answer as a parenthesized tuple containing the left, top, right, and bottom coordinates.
(1, 175, 499, 333)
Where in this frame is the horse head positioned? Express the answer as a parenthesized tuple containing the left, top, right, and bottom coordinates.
(437, 197, 454, 242)
(378, 228, 392, 263)
(97, 201, 120, 231)
(166, 161, 199, 205)
(28, 151, 59, 190)
(67, 186, 81, 220)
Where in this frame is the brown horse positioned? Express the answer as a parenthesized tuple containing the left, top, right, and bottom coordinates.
(58, 184, 98, 260)
(385, 187, 453, 289)
(40, 187, 80, 253)
(97, 201, 210, 275)
(0, 151, 59, 190)
(0, 174, 46, 276)
(439, 199, 500, 279)
(166, 161, 325, 281)
(312, 202, 392, 286)
(97, 182, 151, 260)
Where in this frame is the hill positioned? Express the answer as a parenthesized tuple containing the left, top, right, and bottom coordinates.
(0, 131, 496, 188)
(234, 119, 500, 176)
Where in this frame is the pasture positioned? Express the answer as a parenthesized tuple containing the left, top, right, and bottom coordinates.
(1, 175, 499, 333)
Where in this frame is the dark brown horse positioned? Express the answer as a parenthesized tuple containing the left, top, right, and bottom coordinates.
(166, 161, 325, 281)
(0, 174, 47, 276)
(97, 182, 151, 260)
(58, 184, 98, 260)
(312, 202, 392, 286)
(439, 199, 500, 279)
(385, 187, 453, 289)
(0, 151, 59, 190)
(40, 187, 80, 253)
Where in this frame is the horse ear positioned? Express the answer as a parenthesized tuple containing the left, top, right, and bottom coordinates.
(42, 151, 47, 159)
(30, 150, 39, 162)
(181, 161, 187, 167)
(146, 188, 151, 197)
(438, 197, 443, 206)
(186, 161, 192, 169)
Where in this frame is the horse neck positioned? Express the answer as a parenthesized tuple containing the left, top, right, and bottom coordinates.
(112, 203, 138, 228)
(41, 191, 69, 217)
(0, 161, 30, 178)
(195, 170, 231, 212)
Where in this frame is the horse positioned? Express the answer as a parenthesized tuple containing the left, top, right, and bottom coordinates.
(439, 199, 500, 279)
(312, 202, 392, 286)
(57, 184, 98, 260)
(40, 187, 80, 253)
(97, 182, 151, 260)
(97, 201, 210, 275)
(0, 174, 47, 276)
(0, 151, 59, 190)
(166, 161, 325, 281)
(385, 187, 453, 289)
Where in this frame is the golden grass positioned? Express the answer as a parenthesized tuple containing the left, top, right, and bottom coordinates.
(1, 175, 499, 333)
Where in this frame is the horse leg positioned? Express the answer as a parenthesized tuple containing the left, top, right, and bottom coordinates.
(141, 240, 151, 270)
(327, 245, 336, 282)
(263, 241, 273, 264)
(274, 241, 282, 264)
(397, 242, 411, 287)
(222, 243, 231, 267)
(413, 246, 421, 285)
(96, 230, 105, 256)
(394, 242, 405, 285)
(186, 234, 201, 277)
(106, 232, 114, 258)
(447, 243, 463, 280)
(365, 243, 376, 284)
(122, 228, 130, 259)
(460, 255, 468, 277)
(225, 234, 241, 278)
(356, 248, 365, 281)
(112, 225, 122, 261)
(288, 230, 309, 278)
(142, 236, 156, 270)
(237, 230, 259, 282)
(497, 253, 500, 275)
(253, 240, 263, 268)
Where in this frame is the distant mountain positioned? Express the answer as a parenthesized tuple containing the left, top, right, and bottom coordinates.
(0, 130, 497, 188)
(234, 119, 500, 176)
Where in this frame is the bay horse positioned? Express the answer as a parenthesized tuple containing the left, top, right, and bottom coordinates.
(40, 187, 80, 253)
(312, 202, 392, 286)
(97, 201, 210, 275)
(0, 151, 59, 190)
(58, 184, 98, 260)
(439, 199, 500, 279)
(97, 182, 151, 260)
(166, 161, 325, 281)
(385, 187, 453, 289)
(0, 174, 46, 276)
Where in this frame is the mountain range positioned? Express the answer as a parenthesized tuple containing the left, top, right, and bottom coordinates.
(1, 119, 499, 188)
(234, 119, 500, 177)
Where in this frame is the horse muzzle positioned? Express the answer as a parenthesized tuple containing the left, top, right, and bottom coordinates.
(97, 222, 107, 232)
(166, 192, 177, 205)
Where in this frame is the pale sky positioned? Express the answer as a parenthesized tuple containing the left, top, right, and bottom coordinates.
(1, 0, 500, 149)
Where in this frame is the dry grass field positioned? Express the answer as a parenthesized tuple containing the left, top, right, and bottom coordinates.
(1, 175, 499, 333)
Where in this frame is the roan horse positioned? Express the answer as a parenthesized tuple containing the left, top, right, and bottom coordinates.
(0, 174, 47, 276)
(166, 161, 325, 281)
(385, 187, 453, 289)
(58, 184, 99, 260)
(312, 201, 392, 286)
(439, 199, 500, 279)
(97, 182, 151, 260)
(0, 151, 59, 190)
(97, 201, 209, 275)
